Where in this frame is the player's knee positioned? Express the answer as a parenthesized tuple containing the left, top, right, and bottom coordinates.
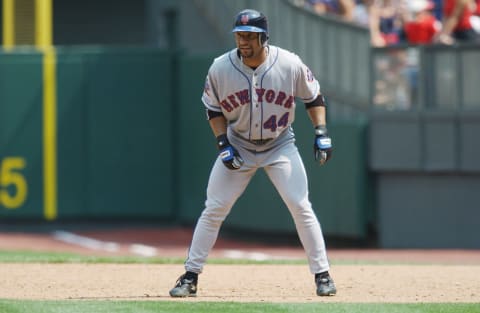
(286, 199, 314, 217)
(202, 199, 233, 221)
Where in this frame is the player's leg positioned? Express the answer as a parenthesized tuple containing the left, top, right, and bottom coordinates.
(170, 157, 256, 297)
(263, 144, 336, 296)
(263, 143, 330, 274)
(185, 159, 255, 273)
(185, 156, 256, 273)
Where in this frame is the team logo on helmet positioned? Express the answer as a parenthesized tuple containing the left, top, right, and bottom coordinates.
(240, 14, 249, 24)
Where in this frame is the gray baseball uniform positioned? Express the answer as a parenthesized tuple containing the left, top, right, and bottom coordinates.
(184, 45, 331, 275)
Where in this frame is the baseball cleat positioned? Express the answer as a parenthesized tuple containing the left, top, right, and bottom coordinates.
(315, 272, 337, 296)
(169, 274, 198, 297)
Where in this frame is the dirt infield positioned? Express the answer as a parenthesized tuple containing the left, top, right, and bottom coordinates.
(1, 264, 479, 302)
(1, 227, 480, 303)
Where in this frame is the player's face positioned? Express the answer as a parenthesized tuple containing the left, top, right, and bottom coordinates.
(234, 32, 263, 59)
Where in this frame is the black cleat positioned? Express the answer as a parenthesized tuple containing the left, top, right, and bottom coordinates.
(315, 272, 337, 296)
(169, 274, 198, 297)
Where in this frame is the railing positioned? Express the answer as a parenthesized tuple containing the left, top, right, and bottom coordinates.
(423, 44, 480, 111)
(372, 43, 480, 112)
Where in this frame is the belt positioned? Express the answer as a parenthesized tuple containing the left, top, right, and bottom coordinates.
(249, 138, 273, 145)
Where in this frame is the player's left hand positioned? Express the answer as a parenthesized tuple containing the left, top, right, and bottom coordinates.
(313, 125, 332, 165)
(216, 134, 244, 170)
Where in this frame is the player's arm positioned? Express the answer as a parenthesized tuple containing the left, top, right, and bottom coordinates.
(306, 105, 327, 127)
(207, 114, 228, 137)
(305, 94, 332, 165)
(206, 111, 244, 170)
(305, 94, 327, 127)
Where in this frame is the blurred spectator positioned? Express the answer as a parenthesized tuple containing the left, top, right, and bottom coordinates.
(373, 49, 413, 110)
(471, 0, 480, 33)
(306, 0, 356, 20)
(431, 0, 444, 20)
(403, 0, 441, 44)
(353, 0, 374, 25)
(434, 0, 479, 44)
(368, 0, 407, 47)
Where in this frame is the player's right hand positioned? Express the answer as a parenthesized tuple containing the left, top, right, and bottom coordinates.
(216, 134, 244, 170)
(313, 125, 332, 165)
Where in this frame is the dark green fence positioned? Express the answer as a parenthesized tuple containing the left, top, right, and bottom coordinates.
(0, 48, 372, 239)
(55, 47, 175, 219)
(0, 47, 175, 220)
(0, 52, 43, 218)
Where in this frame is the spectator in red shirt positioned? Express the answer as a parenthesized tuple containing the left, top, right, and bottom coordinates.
(435, 0, 478, 44)
(475, 0, 480, 14)
(403, 0, 441, 44)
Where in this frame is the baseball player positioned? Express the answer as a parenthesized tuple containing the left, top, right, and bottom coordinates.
(169, 9, 336, 297)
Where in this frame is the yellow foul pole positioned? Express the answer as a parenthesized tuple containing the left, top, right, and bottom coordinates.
(36, 0, 57, 220)
(2, 0, 15, 49)
(35, 0, 53, 47)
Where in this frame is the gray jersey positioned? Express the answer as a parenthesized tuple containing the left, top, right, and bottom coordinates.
(174, 9, 335, 298)
(202, 45, 320, 142)
(184, 45, 330, 278)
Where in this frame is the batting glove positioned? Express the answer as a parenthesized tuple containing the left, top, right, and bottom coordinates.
(216, 134, 244, 170)
(313, 125, 333, 165)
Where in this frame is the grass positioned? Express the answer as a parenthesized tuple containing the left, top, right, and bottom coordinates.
(0, 250, 185, 264)
(0, 250, 478, 313)
(0, 250, 443, 265)
(0, 300, 479, 313)
(0, 250, 307, 265)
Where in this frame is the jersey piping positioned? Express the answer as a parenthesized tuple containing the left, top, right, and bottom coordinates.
(259, 46, 279, 140)
(228, 50, 255, 141)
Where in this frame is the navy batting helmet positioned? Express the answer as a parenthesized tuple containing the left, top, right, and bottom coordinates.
(232, 9, 269, 45)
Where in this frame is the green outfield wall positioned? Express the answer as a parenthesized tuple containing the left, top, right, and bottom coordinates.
(0, 48, 372, 239)
(55, 48, 175, 219)
(0, 52, 43, 218)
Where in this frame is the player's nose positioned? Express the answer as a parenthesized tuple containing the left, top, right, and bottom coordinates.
(237, 37, 250, 44)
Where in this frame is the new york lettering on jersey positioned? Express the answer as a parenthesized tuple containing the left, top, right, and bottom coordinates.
(219, 88, 294, 112)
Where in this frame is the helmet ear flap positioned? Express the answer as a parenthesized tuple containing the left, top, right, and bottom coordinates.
(260, 32, 269, 46)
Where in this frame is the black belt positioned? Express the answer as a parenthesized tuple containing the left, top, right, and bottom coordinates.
(249, 138, 273, 145)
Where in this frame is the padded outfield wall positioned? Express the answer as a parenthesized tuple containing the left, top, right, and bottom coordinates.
(0, 48, 371, 240)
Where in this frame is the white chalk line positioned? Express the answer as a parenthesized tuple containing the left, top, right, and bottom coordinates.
(51, 231, 298, 260)
(221, 249, 301, 261)
(51, 230, 158, 257)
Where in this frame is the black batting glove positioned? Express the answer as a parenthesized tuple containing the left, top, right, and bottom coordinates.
(313, 125, 333, 165)
(216, 134, 244, 170)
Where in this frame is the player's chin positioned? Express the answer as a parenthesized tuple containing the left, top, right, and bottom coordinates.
(239, 49, 254, 58)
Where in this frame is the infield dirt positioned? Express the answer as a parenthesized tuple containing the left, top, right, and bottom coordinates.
(1, 228, 479, 303)
(1, 263, 479, 303)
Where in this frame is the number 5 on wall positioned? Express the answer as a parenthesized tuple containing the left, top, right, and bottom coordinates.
(0, 157, 28, 209)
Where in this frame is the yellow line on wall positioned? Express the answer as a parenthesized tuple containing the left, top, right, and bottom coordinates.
(2, 0, 15, 49)
(43, 47, 57, 220)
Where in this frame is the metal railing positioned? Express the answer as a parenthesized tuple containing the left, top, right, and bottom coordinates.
(372, 43, 480, 112)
